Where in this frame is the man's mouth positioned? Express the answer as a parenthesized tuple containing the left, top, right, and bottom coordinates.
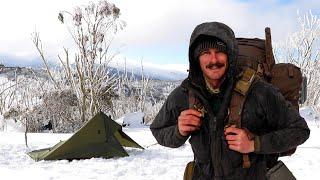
(206, 63, 225, 69)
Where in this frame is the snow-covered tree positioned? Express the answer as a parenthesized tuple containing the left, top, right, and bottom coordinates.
(111, 60, 153, 122)
(32, 0, 125, 125)
(274, 11, 320, 110)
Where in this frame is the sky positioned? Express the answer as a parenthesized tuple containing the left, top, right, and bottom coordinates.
(0, 0, 319, 72)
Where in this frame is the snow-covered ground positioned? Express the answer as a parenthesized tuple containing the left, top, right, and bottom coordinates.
(0, 107, 319, 180)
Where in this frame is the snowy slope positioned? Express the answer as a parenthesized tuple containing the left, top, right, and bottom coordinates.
(2, 57, 188, 81)
(0, 107, 319, 180)
(109, 57, 188, 81)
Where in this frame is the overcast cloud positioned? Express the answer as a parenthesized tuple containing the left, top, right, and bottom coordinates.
(0, 0, 319, 71)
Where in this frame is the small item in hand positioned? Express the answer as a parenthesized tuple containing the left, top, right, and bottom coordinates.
(193, 104, 207, 117)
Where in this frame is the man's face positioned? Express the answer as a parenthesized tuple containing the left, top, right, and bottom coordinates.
(199, 48, 228, 82)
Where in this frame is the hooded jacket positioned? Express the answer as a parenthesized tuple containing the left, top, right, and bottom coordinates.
(150, 22, 310, 180)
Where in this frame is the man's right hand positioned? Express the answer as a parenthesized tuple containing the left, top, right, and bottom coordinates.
(178, 109, 203, 136)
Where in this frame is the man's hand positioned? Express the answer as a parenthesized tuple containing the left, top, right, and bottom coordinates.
(224, 126, 255, 153)
(178, 109, 203, 136)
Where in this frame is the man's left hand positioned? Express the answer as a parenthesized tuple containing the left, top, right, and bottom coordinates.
(224, 126, 255, 153)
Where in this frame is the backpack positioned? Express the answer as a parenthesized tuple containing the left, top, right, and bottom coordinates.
(235, 28, 302, 110)
(228, 27, 304, 168)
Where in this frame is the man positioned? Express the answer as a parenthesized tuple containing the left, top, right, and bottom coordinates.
(150, 22, 310, 180)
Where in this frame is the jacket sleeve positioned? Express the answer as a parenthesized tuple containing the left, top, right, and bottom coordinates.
(253, 83, 310, 154)
(150, 87, 189, 148)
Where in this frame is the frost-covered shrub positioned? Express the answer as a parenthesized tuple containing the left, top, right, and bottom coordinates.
(23, 89, 81, 132)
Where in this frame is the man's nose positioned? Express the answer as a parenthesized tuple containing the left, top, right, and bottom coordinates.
(208, 51, 218, 62)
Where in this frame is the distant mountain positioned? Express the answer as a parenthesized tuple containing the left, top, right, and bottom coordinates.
(108, 65, 187, 81)
(108, 59, 188, 81)
(1, 56, 188, 81)
(0, 56, 42, 68)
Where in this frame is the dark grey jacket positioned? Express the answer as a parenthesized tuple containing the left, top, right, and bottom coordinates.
(150, 22, 310, 180)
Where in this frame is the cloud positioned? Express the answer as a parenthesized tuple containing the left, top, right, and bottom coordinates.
(0, 0, 91, 60)
(115, 0, 320, 46)
(112, 0, 320, 65)
(0, 0, 319, 66)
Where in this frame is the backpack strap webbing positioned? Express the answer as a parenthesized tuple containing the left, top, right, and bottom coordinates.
(227, 68, 258, 169)
(189, 88, 197, 109)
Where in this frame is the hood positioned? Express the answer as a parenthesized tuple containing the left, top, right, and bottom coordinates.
(188, 22, 238, 86)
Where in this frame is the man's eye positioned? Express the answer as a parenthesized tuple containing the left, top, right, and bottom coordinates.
(200, 50, 210, 55)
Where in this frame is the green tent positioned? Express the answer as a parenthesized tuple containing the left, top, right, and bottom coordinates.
(28, 111, 144, 161)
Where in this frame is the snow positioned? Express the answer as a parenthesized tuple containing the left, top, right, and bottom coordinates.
(299, 106, 320, 127)
(0, 107, 319, 180)
(0, 115, 25, 132)
(116, 112, 146, 128)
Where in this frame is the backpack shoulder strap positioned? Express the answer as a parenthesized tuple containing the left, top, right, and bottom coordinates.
(188, 88, 206, 165)
(229, 68, 257, 127)
(188, 88, 197, 109)
(228, 68, 258, 169)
